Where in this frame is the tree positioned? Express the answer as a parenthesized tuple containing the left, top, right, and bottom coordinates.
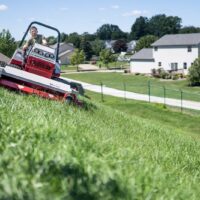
(130, 16, 149, 40)
(188, 57, 200, 86)
(0, 29, 17, 57)
(46, 36, 57, 45)
(148, 14, 182, 37)
(66, 32, 81, 48)
(81, 32, 96, 41)
(96, 24, 126, 40)
(112, 39, 127, 53)
(179, 26, 200, 34)
(99, 49, 115, 68)
(91, 39, 105, 56)
(134, 35, 158, 52)
(60, 32, 68, 42)
(80, 37, 93, 60)
(70, 49, 85, 71)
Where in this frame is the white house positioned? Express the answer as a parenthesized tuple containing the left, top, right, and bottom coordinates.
(130, 48, 155, 73)
(130, 33, 200, 74)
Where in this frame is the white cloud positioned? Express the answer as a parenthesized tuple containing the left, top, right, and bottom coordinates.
(111, 5, 119, 9)
(60, 7, 68, 11)
(122, 10, 148, 17)
(0, 4, 8, 11)
(98, 7, 106, 11)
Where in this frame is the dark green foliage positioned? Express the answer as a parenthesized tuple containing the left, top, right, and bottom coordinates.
(66, 32, 81, 48)
(130, 16, 149, 40)
(179, 26, 200, 34)
(0, 29, 17, 57)
(46, 36, 57, 45)
(148, 14, 182, 37)
(188, 57, 200, 86)
(60, 32, 68, 42)
(81, 32, 96, 42)
(96, 24, 127, 40)
(135, 35, 158, 52)
(90, 39, 105, 56)
(80, 37, 93, 60)
(130, 14, 182, 40)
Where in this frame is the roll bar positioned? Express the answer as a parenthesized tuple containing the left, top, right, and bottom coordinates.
(19, 21, 61, 62)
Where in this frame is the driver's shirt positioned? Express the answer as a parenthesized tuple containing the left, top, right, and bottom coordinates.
(27, 34, 43, 46)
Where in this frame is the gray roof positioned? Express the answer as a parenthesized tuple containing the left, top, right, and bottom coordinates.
(152, 33, 200, 46)
(51, 43, 74, 54)
(131, 48, 154, 60)
(0, 52, 10, 63)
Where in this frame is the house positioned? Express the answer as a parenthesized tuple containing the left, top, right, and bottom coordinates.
(130, 33, 200, 74)
(0, 53, 10, 63)
(51, 43, 74, 65)
(130, 48, 155, 73)
(127, 40, 137, 53)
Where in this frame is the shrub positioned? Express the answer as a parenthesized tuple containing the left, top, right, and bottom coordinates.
(151, 68, 157, 76)
(172, 74, 179, 80)
(188, 57, 200, 86)
(135, 72, 141, 75)
(160, 70, 170, 79)
(124, 69, 130, 73)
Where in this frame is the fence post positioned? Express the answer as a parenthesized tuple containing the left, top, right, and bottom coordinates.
(123, 81, 126, 101)
(148, 80, 151, 102)
(163, 86, 166, 106)
(100, 82, 104, 102)
(180, 89, 183, 112)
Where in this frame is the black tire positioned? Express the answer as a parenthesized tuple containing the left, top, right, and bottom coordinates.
(66, 96, 73, 105)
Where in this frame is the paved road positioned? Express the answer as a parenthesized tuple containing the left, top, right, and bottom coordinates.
(62, 77, 200, 111)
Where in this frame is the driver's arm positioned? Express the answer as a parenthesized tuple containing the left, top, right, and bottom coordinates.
(23, 39, 33, 50)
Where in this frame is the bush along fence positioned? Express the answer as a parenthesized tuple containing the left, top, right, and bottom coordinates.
(96, 81, 200, 112)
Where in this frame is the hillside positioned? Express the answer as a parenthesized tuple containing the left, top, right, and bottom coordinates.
(0, 88, 200, 199)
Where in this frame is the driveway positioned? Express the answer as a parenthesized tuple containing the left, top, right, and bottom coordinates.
(62, 77, 200, 111)
(78, 64, 99, 71)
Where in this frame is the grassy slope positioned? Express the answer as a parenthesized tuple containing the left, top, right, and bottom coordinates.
(86, 90, 200, 139)
(63, 72, 200, 101)
(1, 88, 200, 199)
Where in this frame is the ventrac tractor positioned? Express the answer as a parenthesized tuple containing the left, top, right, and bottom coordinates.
(0, 21, 84, 105)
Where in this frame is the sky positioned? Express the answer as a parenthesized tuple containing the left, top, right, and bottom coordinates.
(0, 0, 200, 40)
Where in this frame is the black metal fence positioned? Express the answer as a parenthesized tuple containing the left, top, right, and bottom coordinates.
(95, 81, 200, 112)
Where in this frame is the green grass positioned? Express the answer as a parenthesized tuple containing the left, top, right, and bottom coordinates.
(96, 61, 129, 69)
(63, 72, 200, 101)
(85, 90, 200, 139)
(1, 88, 200, 199)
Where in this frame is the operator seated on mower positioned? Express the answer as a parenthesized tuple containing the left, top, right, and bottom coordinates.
(23, 26, 47, 50)
(21, 26, 61, 76)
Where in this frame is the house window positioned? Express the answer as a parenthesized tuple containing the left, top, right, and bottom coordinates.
(171, 63, 178, 71)
(187, 46, 192, 52)
(158, 62, 162, 66)
(183, 62, 187, 69)
(154, 47, 158, 51)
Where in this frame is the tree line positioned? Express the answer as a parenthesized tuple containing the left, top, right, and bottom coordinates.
(1, 14, 200, 59)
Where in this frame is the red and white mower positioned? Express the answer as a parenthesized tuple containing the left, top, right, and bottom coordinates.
(0, 21, 83, 105)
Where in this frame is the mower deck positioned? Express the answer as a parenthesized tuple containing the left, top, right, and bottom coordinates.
(0, 66, 71, 94)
